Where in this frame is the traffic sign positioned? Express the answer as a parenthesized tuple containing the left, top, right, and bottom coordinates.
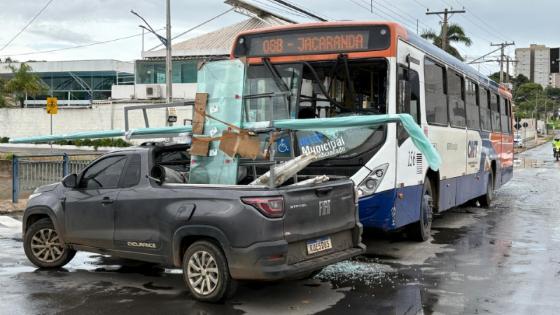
(46, 97, 58, 115)
(523, 122, 529, 128)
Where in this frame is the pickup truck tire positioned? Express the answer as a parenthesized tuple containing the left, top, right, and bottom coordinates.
(183, 240, 237, 302)
(23, 218, 76, 268)
(408, 179, 433, 242)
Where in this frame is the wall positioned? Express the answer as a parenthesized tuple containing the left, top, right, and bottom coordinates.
(0, 103, 193, 140)
(111, 83, 197, 100)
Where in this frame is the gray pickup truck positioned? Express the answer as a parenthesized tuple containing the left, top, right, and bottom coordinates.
(22, 142, 364, 302)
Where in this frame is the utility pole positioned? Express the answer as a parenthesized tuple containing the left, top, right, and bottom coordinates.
(165, 0, 173, 126)
(426, 8, 466, 52)
(490, 42, 515, 84)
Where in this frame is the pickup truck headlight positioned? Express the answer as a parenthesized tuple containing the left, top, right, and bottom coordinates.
(357, 164, 388, 198)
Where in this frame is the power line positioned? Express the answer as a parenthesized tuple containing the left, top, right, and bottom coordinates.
(268, 0, 327, 21)
(149, 8, 235, 51)
(426, 8, 466, 51)
(348, 0, 418, 31)
(0, 0, 55, 52)
(0, 28, 164, 57)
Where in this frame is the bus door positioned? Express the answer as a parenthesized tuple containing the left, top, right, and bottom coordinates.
(394, 42, 425, 226)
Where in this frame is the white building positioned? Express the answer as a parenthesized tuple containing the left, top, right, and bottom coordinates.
(515, 45, 560, 88)
(0, 59, 134, 107)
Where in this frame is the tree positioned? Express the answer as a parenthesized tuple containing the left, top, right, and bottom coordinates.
(421, 24, 472, 61)
(4, 63, 48, 108)
(0, 77, 6, 108)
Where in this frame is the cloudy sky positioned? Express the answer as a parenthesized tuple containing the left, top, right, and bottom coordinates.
(0, 0, 558, 75)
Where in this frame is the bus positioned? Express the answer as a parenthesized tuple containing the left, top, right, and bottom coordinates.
(230, 21, 514, 241)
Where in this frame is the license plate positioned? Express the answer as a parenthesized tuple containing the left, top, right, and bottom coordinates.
(306, 237, 332, 255)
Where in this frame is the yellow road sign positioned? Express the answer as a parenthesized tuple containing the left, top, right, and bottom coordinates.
(46, 97, 58, 115)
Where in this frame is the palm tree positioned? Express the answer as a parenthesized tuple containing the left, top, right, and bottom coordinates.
(4, 63, 48, 107)
(421, 24, 472, 61)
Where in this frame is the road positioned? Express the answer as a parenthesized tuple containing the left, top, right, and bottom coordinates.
(1, 143, 560, 315)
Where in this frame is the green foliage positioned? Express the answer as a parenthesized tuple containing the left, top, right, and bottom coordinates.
(421, 24, 472, 61)
(0, 77, 6, 107)
(0, 137, 9, 143)
(51, 138, 131, 150)
(4, 63, 49, 107)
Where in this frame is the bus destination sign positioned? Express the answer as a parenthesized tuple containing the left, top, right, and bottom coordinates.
(233, 25, 390, 58)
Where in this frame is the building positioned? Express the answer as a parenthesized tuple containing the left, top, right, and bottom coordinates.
(111, 0, 293, 100)
(515, 45, 560, 88)
(0, 59, 134, 107)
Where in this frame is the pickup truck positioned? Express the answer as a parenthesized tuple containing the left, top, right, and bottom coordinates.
(22, 142, 365, 302)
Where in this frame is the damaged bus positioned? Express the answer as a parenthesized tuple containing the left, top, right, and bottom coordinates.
(231, 22, 514, 241)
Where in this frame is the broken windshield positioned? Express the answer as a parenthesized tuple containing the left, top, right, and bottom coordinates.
(242, 59, 389, 174)
(243, 58, 388, 123)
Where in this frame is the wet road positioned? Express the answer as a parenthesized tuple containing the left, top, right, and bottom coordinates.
(1, 143, 560, 315)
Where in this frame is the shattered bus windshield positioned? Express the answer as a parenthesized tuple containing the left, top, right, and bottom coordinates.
(243, 58, 389, 174)
(243, 58, 388, 121)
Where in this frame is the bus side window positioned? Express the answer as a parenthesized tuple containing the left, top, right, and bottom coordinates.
(397, 67, 420, 123)
(424, 58, 448, 126)
(479, 88, 491, 131)
(466, 80, 480, 130)
(448, 70, 466, 128)
(491, 93, 501, 132)
(397, 66, 420, 145)
(507, 99, 513, 134)
(500, 96, 509, 134)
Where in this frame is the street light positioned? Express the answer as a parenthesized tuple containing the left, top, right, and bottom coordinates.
(131, 3, 173, 127)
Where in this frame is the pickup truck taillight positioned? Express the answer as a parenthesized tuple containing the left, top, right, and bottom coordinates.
(242, 197, 284, 218)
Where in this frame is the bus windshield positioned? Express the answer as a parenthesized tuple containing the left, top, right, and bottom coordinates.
(243, 58, 389, 173)
(243, 58, 388, 122)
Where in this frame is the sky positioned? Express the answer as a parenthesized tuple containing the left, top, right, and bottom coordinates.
(0, 0, 558, 76)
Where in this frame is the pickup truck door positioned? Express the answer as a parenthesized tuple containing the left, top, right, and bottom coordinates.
(113, 154, 189, 259)
(63, 155, 128, 249)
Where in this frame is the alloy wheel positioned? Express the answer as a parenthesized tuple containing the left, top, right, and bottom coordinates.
(187, 250, 219, 296)
(30, 228, 64, 263)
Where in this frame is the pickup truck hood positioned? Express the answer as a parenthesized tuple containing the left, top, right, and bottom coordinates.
(34, 182, 61, 193)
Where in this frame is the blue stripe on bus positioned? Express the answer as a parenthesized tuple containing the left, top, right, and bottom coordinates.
(359, 184, 423, 230)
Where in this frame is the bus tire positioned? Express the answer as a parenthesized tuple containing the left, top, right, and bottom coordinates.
(478, 171, 494, 208)
(408, 179, 434, 242)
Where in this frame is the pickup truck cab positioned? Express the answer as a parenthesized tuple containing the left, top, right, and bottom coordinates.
(22, 143, 364, 302)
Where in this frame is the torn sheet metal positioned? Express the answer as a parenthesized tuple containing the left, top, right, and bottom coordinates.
(250, 152, 318, 187)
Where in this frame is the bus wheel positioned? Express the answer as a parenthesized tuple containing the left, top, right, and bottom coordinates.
(478, 171, 494, 208)
(408, 179, 433, 242)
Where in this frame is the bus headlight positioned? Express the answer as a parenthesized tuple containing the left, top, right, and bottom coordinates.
(357, 164, 388, 198)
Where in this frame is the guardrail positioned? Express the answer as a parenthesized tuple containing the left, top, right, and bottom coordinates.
(12, 153, 100, 203)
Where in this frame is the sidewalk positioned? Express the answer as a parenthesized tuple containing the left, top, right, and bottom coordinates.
(0, 199, 26, 214)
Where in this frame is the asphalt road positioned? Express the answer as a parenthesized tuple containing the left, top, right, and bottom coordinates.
(1, 143, 559, 315)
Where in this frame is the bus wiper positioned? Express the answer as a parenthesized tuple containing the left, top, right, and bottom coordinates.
(263, 58, 290, 93)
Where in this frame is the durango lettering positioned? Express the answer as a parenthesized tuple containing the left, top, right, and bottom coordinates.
(297, 34, 365, 52)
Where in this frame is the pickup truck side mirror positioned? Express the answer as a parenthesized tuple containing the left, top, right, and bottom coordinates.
(62, 174, 78, 188)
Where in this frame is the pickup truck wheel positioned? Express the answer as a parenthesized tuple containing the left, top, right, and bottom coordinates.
(23, 218, 76, 268)
(183, 241, 237, 302)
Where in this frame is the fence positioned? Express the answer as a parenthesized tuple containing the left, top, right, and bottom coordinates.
(12, 153, 100, 203)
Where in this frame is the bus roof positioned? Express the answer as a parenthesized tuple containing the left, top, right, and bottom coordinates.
(231, 21, 511, 99)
